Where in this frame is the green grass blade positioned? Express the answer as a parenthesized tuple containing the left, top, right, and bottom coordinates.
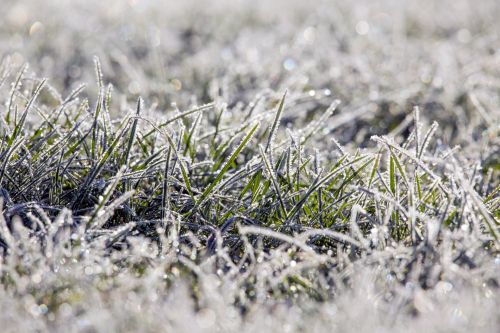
(195, 122, 260, 207)
(265, 90, 286, 153)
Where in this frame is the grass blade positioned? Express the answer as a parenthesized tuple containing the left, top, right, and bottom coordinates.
(195, 122, 260, 208)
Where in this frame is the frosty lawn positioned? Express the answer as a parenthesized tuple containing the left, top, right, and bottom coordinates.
(0, 0, 498, 332)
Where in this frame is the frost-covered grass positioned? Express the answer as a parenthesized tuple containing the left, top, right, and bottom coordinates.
(0, 0, 499, 332)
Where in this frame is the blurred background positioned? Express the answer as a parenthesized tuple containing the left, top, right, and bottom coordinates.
(1, 0, 499, 150)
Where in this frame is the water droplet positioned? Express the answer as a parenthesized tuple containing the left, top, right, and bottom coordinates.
(39, 304, 48, 315)
(283, 58, 297, 71)
(84, 266, 93, 275)
(29, 22, 44, 36)
(355, 21, 370, 35)
(59, 303, 73, 318)
(171, 79, 182, 91)
(436, 281, 453, 294)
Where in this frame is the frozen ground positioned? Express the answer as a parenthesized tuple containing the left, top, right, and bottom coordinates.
(0, 0, 499, 332)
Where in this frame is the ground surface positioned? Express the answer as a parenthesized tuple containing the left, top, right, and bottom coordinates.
(0, 0, 499, 332)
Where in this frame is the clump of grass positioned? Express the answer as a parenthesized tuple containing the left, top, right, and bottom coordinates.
(0, 0, 499, 332)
